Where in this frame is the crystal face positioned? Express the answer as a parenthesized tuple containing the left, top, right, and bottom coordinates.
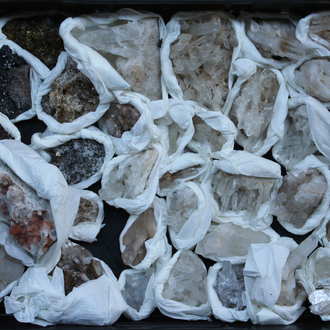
(121, 268, 153, 311)
(308, 15, 330, 51)
(245, 19, 304, 61)
(55, 241, 103, 295)
(2, 15, 65, 69)
(195, 223, 271, 260)
(295, 59, 330, 102)
(122, 208, 157, 266)
(229, 67, 279, 152)
(211, 170, 278, 220)
(74, 18, 161, 101)
(0, 45, 31, 120)
(0, 167, 56, 262)
(170, 14, 238, 111)
(275, 169, 327, 229)
(41, 57, 100, 123)
(100, 103, 141, 138)
(162, 250, 207, 307)
(47, 138, 106, 185)
(73, 197, 98, 226)
(214, 261, 246, 310)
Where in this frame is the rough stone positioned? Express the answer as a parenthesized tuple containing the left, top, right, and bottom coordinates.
(47, 138, 105, 185)
(41, 57, 100, 123)
(162, 250, 207, 307)
(55, 241, 103, 295)
(170, 14, 238, 111)
(0, 124, 14, 140)
(0, 45, 31, 120)
(122, 208, 157, 266)
(308, 15, 330, 51)
(73, 197, 98, 226)
(275, 168, 327, 229)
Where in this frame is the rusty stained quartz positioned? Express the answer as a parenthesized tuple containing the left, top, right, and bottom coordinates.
(0, 170, 56, 262)
(47, 138, 106, 185)
(100, 103, 141, 138)
(122, 208, 157, 266)
(0, 45, 31, 120)
(73, 197, 98, 226)
(55, 241, 103, 295)
(41, 57, 100, 123)
(0, 124, 14, 140)
(2, 15, 65, 70)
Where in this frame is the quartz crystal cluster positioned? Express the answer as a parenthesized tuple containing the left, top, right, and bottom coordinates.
(307, 15, 330, 51)
(73, 197, 98, 226)
(170, 14, 238, 111)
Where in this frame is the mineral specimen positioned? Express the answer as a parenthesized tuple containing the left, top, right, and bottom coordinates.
(121, 268, 153, 311)
(0, 124, 14, 140)
(170, 14, 237, 111)
(99, 103, 141, 138)
(165, 185, 198, 233)
(41, 57, 100, 123)
(308, 15, 330, 51)
(195, 223, 271, 260)
(162, 250, 207, 307)
(190, 116, 226, 153)
(0, 45, 31, 120)
(0, 245, 25, 293)
(47, 138, 105, 185)
(2, 15, 65, 69)
(73, 197, 98, 226)
(275, 169, 327, 229)
(245, 18, 304, 61)
(229, 67, 279, 152)
(214, 261, 246, 310)
(122, 208, 157, 266)
(211, 171, 278, 221)
(0, 165, 56, 262)
(74, 18, 161, 100)
(295, 59, 330, 102)
(55, 241, 103, 295)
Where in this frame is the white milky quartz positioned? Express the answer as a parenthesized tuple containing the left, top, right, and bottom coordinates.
(308, 15, 330, 51)
(170, 14, 238, 111)
(190, 116, 227, 153)
(229, 67, 279, 152)
(295, 59, 330, 102)
(275, 169, 327, 229)
(121, 268, 153, 311)
(100, 149, 158, 200)
(74, 18, 161, 100)
(274, 104, 318, 169)
(0, 245, 25, 292)
(162, 250, 207, 307)
(245, 18, 304, 61)
(195, 223, 271, 261)
(165, 185, 198, 233)
(211, 170, 279, 221)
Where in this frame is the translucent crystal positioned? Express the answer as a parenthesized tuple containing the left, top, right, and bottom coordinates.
(100, 148, 158, 200)
(99, 103, 141, 138)
(122, 208, 157, 266)
(211, 170, 278, 221)
(275, 169, 327, 229)
(41, 57, 100, 123)
(214, 261, 246, 310)
(229, 67, 278, 152)
(121, 268, 153, 311)
(308, 15, 330, 51)
(170, 14, 238, 111)
(295, 59, 330, 102)
(195, 223, 271, 260)
(75, 19, 161, 101)
(55, 241, 103, 295)
(245, 18, 304, 61)
(162, 250, 207, 307)
(165, 185, 198, 232)
(73, 197, 98, 226)
(190, 116, 226, 152)
(0, 166, 56, 262)
(47, 138, 106, 185)
(0, 245, 25, 292)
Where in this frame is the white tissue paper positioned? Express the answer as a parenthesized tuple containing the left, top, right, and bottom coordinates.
(0, 113, 21, 140)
